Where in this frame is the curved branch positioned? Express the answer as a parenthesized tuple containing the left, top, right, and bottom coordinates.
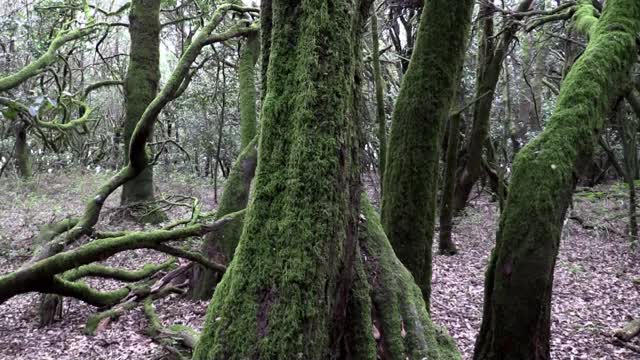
(0, 210, 242, 305)
(0, 24, 104, 92)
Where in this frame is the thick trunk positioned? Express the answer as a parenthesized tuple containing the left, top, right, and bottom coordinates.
(474, 1, 640, 358)
(381, 0, 474, 306)
(193, 0, 370, 357)
(120, 0, 161, 214)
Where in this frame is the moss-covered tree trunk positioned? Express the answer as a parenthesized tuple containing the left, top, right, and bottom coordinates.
(120, 0, 161, 212)
(370, 6, 386, 190)
(238, 32, 259, 149)
(14, 119, 31, 179)
(192, 0, 369, 357)
(474, 1, 640, 358)
(380, 0, 474, 306)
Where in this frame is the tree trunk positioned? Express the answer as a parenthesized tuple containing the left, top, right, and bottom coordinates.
(193, 0, 369, 356)
(238, 32, 259, 149)
(120, 0, 161, 219)
(381, 0, 474, 306)
(438, 114, 461, 255)
(620, 100, 638, 243)
(14, 119, 31, 178)
(189, 140, 257, 300)
(453, 0, 535, 213)
(474, 1, 640, 359)
(371, 7, 386, 191)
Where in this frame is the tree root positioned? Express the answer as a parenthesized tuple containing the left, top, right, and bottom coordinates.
(353, 196, 460, 359)
(614, 318, 640, 342)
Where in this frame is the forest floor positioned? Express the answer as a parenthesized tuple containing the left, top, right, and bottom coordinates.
(0, 170, 639, 359)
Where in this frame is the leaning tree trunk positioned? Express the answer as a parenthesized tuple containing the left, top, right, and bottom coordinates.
(120, 0, 162, 221)
(474, 1, 640, 359)
(381, 0, 474, 306)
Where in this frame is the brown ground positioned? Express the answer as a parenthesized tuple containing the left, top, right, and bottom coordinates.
(0, 171, 639, 359)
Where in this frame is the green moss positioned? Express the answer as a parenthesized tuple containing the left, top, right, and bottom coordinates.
(238, 33, 259, 149)
(121, 0, 161, 206)
(193, 0, 369, 358)
(573, 0, 599, 36)
(381, 0, 475, 305)
(360, 196, 460, 359)
(475, 0, 640, 358)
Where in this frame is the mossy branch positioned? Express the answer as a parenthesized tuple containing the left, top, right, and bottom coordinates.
(28, 3, 260, 262)
(0, 24, 104, 92)
(62, 258, 176, 282)
(0, 210, 242, 305)
(573, 0, 600, 36)
(45, 276, 131, 307)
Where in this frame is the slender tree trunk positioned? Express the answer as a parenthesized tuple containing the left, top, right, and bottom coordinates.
(238, 32, 259, 149)
(438, 114, 461, 255)
(474, 2, 640, 358)
(14, 119, 31, 178)
(371, 6, 386, 190)
(381, 0, 474, 307)
(189, 34, 260, 300)
(453, 0, 534, 213)
(120, 0, 161, 220)
(620, 101, 638, 243)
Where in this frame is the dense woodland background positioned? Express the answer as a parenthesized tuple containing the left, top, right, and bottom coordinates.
(1, 0, 640, 359)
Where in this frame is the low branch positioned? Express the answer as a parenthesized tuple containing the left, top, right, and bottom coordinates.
(0, 211, 242, 305)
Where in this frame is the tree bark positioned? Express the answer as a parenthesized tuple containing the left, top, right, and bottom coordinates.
(453, 0, 535, 213)
(381, 0, 474, 306)
(438, 114, 461, 255)
(474, 1, 640, 358)
(120, 0, 161, 219)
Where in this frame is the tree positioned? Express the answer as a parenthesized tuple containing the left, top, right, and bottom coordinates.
(453, 0, 534, 213)
(474, 1, 640, 358)
(120, 0, 162, 220)
(189, 30, 260, 300)
(193, 0, 462, 358)
(381, 0, 474, 305)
